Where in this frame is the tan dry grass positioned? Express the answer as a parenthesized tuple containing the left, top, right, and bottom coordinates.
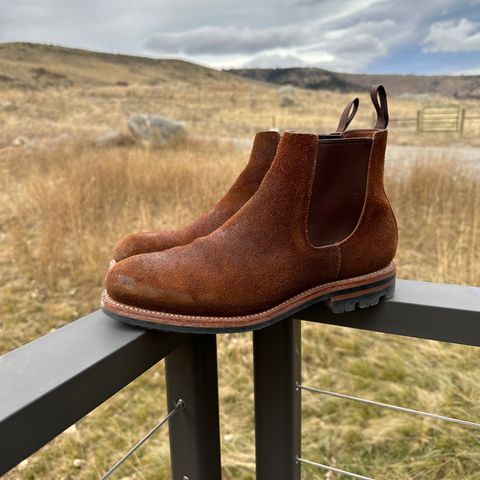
(2, 81, 480, 152)
(4, 139, 240, 287)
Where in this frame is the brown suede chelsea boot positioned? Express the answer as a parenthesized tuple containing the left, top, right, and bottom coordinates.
(102, 86, 397, 333)
(112, 130, 280, 263)
(111, 98, 360, 263)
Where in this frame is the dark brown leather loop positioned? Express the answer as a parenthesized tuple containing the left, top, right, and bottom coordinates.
(371, 84, 389, 129)
(336, 97, 359, 133)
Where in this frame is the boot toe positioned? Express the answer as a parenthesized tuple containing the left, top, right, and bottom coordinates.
(105, 253, 195, 313)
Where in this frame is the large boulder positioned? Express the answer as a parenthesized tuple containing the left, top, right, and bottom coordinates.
(128, 114, 187, 147)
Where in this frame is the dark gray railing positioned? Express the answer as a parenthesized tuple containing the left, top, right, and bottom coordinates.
(1, 279, 479, 479)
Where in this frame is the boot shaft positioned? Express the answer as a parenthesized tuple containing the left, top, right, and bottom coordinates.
(263, 85, 397, 276)
(308, 85, 397, 277)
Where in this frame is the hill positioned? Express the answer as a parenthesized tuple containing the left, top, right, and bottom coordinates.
(0, 42, 231, 90)
(3, 42, 480, 100)
(227, 67, 480, 99)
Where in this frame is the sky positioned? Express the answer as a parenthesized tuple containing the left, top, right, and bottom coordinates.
(0, 0, 479, 74)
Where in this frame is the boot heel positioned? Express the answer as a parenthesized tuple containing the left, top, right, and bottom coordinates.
(324, 276, 395, 314)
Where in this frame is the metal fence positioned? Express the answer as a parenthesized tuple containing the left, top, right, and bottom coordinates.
(1, 279, 479, 479)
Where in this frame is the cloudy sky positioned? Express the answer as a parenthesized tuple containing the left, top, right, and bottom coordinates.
(1, 0, 480, 74)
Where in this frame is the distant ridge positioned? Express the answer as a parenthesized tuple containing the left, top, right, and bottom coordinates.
(0, 42, 233, 90)
(1, 43, 479, 99)
(227, 67, 480, 99)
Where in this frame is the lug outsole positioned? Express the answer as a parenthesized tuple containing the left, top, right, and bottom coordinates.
(324, 283, 395, 314)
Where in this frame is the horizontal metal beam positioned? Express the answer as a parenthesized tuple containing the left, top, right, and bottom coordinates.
(0, 310, 187, 475)
(298, 279, 480, 347)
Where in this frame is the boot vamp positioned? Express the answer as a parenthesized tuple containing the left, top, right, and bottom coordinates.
(106, 217, 339, 317)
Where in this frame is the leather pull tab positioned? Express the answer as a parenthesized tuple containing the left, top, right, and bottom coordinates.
(371, 84, 389, 129)
(336, 98, 359, 133)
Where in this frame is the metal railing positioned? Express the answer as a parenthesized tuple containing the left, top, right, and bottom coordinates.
(0, 279, 479, 479)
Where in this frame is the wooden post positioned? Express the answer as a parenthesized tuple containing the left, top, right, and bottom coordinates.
(459, 108, 466, 133)
(416, 110, 422, 134)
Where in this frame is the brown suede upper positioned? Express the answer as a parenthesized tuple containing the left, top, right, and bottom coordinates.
(105, 129, 397, 317)
(339, 129, 397, 278)
(113, 130, 280, 261)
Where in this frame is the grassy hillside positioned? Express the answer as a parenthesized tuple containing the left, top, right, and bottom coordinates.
(0, 42, 230, 89)
(228, 67, 480, 99)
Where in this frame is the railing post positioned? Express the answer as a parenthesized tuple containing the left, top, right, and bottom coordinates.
(253, 318, 301, 480)
(165, 334, 222, 480)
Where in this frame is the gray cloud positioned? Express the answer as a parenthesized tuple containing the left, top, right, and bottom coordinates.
(243, 51, 307, 68)
(142, 0, 463, 70)
(423, 19, 480, 52)
(145, 25, 309, 55)
(311, 19, 393, 70)
(0, 0, 477, 73)
(144, 14, 395, 71)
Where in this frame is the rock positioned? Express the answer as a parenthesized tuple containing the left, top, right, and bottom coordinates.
(73, 458, 86, 468)
(128, 114, 187, 147)
(12, 136, 37, 148)
(12, 136, 29, 147)
(95, 131, 134, 147)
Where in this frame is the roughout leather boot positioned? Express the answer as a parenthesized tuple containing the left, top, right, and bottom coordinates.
(112, 130, 280, 262)
(102, 86, 397, 333)
(111, 98, 360, 262)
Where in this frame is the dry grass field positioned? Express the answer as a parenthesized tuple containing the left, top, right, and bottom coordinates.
(1, 43, 480, 479)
